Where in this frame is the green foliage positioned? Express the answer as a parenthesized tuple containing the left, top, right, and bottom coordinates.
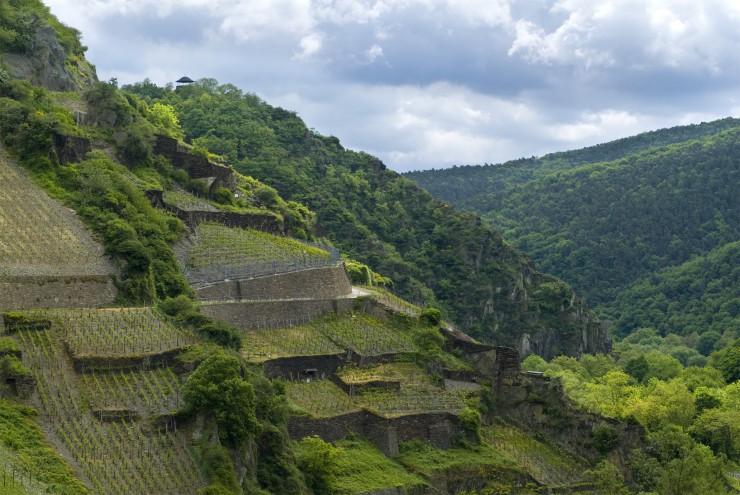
(708, 338, 740, 382)
(459, 407, 483, 442)
(196, 442, 240, 495)
(419, 307, 442, 327)
(0, 354, 30, 377)
(689, 409, 740, 460)
(211, 186, 234, 205)
(182, 351, 261, 447)
(146, 102, 184, 139)
(591, 425, 617, 454)
(254, 424, 306, 495)
(0, 399, 87, 494)
(408, 120, 740, 353)
(295, 435, 342, 495)
(583, 460, 630, 495)
(328, 437, 425, 493)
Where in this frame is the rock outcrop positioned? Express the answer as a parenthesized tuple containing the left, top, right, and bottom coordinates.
(4, 24, 96, 92)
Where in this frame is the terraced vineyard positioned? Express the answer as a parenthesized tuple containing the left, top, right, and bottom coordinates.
(188, 222, 331, 268)
(242, 325, 344, 362)
(341, 363, 467, 417)
(162, 190, 221, 212)
(338, 362, 429, 386)
(286, 379, 359, 417)
(183, 222, 340, 285)
(82, 368, 183, 417)
(56, 308, 197, 358)
(484, 421, 587, 486)
(0, 145, 114, 277)
(286, 363, 466, 419)
(9, 311, 205, 495)
(242, 314, 415, 363)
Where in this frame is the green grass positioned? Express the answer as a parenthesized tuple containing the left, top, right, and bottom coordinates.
(0, 399, 87, 495)
(187, 222, 330, 268)
(0, 147, 113, 276)
(329, 438, 426, 494)
(337, 362, 429, 385)
(397, 438, 515, 478)
(162, 190, 221, 213)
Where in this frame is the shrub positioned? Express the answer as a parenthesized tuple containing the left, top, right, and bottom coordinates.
(212, 186, 235, 205)
(420, 307, 442, 327)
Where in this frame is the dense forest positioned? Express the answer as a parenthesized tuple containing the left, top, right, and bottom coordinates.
(407, 121, 739, 356)
(122, 78, 606, 355)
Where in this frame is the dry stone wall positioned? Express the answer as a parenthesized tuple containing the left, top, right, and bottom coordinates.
(0, 275, 117, 310)
(201, 297, 356, 330)
(288, 411, 462, 456)
(154, 136, 235, 191)
(195, 265, 353, 302)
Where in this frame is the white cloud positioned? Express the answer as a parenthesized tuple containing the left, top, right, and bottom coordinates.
(295, 33, 324, 59)
(366, 44, 384, 62)
(219, 0, 315, 41)
(549, 109, 639, 142)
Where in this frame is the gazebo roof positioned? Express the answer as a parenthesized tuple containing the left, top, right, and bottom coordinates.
(176, 76, 195, 84)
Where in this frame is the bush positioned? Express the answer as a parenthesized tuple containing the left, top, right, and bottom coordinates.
(296, 436, 342, 495)
(592, 424, 618, 454)
(212, 187, 235, 205)
(254, 184, 279, 206)
(420, 307, 442, 327)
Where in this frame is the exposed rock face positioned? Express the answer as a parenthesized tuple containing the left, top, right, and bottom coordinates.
(4, 24, 97, 92)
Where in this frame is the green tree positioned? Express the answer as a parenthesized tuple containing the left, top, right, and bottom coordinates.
(147, 102, 184, 139)
(182, 351, 261, 447)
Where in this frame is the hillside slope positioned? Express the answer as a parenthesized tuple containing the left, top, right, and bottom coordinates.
(125, 80, 608, 358)
(406, 121, 740, 344)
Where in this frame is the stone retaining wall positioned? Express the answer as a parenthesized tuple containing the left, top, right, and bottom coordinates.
(288, 411, 462, 456)
(195, 265, 353, 302)
(0, 275, 117, 310)
(201, 297, 356, 330)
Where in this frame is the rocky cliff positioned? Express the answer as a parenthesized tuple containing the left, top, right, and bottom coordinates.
(3, 18, 96, 91)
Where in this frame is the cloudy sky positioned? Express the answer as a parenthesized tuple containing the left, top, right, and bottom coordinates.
(45, 0, 740, 172)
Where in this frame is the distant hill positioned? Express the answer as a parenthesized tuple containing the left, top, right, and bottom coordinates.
(406, 120, 740, 344)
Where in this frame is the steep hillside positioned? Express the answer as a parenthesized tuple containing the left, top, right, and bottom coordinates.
(124, 79, 608, 358)
(612, 241, 739, 343)
(0, 0, 96, 91)
(406, 121, 740, 343)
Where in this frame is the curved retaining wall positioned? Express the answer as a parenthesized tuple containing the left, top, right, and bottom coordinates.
(195, 265, 353, 302)
(0, 275, 117, 310)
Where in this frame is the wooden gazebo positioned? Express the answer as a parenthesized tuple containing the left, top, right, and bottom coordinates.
(175, 76, 195, 87)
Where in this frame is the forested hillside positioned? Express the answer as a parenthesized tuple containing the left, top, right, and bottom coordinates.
(123, 79, 607, 356)
(407, 121, 740, 352)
